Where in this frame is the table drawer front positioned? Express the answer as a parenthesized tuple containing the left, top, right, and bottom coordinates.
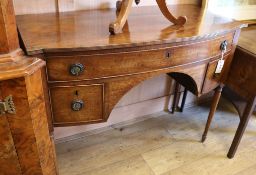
(50, 84, 104, 126)
(47, 33, 234, 82)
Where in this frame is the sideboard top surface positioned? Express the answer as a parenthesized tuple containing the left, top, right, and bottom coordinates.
(16, 4, 245, 55)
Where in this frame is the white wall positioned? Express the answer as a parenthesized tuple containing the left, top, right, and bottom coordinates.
(13, 0, 200, 14)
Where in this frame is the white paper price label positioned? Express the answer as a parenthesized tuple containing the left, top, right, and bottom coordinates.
(215, 59, 225, 74)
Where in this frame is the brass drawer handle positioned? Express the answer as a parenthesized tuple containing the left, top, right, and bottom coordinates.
(220, 40, 228, 51)
(71, 100, 84, 111)
(70, 63, 84, 76)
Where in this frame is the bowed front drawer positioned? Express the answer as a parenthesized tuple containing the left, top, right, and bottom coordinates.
(46, 33, 234, 82)
(50, 84, 104, 126)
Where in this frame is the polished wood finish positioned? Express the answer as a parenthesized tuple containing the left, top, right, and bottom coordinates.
(202, 25, 256, 158)
(16, 5, 244, 127)
(0, 110, 22, 175)
(0, 0, 58, 174)
(16, 5, 245, 55)
(226, 40, 256, 158)
(0, 0, 19, 55)
(0, 1, 247, 174)
(1, 70, 58, 174)
(46, 33, 233, 82)
(51, 84, 104, 125)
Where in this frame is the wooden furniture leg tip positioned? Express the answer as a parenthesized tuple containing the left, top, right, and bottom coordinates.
(109, 23, 119, 35)
(227, 153, 234, 159)
(201, 134, 207, 142)
(135, 0, 140, 5)
(176, 16, 187, 25)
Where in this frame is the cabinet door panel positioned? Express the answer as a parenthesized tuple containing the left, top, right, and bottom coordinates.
(0, 93, 21, 175)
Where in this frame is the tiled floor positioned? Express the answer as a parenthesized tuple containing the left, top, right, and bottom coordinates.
(56, 99, 256, 175)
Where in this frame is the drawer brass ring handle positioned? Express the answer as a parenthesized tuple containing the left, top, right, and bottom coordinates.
(220, 40, 228, 51)
(70, 63, 84, 76)
(71, 100, 84, 111)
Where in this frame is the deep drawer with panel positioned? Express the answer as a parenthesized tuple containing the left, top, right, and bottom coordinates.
(46, 33, 234, 82)
(50, 84, 104, 126)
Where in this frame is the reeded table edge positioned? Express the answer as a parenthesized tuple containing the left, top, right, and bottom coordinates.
(23, 24, 247, 56)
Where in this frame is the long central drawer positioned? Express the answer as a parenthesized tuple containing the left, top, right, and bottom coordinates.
(46, 33, 234, 82)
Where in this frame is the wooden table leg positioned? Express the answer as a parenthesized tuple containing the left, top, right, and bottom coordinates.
(171, 81, 181, 113)
(201, 85, 223, 142)
(180, 88, 188, 112)
(227, 98, 256, 159)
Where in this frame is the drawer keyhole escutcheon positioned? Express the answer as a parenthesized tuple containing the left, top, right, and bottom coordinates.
(165, 50, 172, 59)
(71, 100, 84, 111)
(70, 63, 84, 76)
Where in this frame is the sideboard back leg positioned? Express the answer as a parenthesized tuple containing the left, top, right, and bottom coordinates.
(180, 88, 188, 112)
(171, 81, 181, 113)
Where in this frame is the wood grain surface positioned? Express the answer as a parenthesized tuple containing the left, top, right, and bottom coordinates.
(0, 110, 22, 175)
(17, 4, 244, 126)
(1, 70, 58, 174)
(16, 5, 245, 55)
(0, 0, 19, 54)
(237, 25, 256, 54)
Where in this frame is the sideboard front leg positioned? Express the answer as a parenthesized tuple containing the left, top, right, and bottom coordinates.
(109, 0, 133, 34)
(201, 85, 223, 142)
(156, 0, 187, 25)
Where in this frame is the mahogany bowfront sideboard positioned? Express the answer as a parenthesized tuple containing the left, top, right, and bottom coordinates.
(1, 2, 246, 175)
(16, 5, 245, 127)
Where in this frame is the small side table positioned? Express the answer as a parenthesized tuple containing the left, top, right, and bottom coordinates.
(203, 25, 256, 158)
(172, 25, 256, 158)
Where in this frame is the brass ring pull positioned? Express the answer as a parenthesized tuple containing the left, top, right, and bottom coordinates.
(70, 63, 84, 76)
(71, 100, 84, 111)
(220, 40, 228, 51)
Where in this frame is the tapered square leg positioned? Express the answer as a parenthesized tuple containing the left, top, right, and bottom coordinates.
(227, 98, 256, 159)
(202, 85, 223, 142)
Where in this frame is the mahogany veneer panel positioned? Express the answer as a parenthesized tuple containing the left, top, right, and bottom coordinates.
(0, 0, 19, 54)
(47, 33, 234, 82)
(50, 84, 104, 125)
(0, 70, 58, 174)
(0, 113, 21, 175)
(227, 46, 256, 100)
